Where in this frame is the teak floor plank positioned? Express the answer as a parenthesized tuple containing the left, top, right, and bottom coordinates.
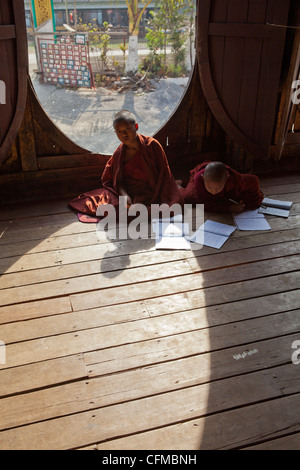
(0, 355, 87, 398)
(95, 394, 300, 450)
(0, 297, 72, 325)
(0, 174, 299, 450)
(1, 248, 299, 307)
(0, 238, 156, 275)
(262, 191, 300, 203)
(0, 220, 299, 277)
(0, 199, 299, 251)
(1, 283, 299, 344)
(0, 176, 297, 222)
(0, 230, 111, 259)
(1, 300, 298, 371)
(0, 366, 300, 450)
(2, 312, 295, 400)
(69, 267, 300, 312)
(85, 325, 300, 379)
(2, 350, 297, 431)
(0, 359, 296, 450)
(0, 361, 298, 438)
(1, 302, 150, 343)
(0, 238, 298, 291)
(0, 211, 299, 260)
(0, 198, 70, 221)
(260, 175, 300, 187)
(262, 182, 300, 195)
(0, 214, 93, 245)
(242, 433, 300, 450)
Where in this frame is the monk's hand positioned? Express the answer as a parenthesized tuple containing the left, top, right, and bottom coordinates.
(229, 201, 245, 214)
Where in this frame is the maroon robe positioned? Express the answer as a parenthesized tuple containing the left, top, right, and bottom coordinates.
(180, 161, 264, 212)
(69, 134, 183, 217)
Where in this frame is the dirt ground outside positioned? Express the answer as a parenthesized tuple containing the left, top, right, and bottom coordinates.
(31, 71, 190, 155)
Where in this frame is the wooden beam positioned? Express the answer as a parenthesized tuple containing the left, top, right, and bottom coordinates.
(0, 25, 16, 40)
(208, 23, 273, 38)
(285, 133, 300, 144)
(18, 91, 37, 172)
(37, 154, 110, 170)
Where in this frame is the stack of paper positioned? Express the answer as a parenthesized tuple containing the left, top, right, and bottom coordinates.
(189, 220, 236, 249)
(258, 198, 293, 218)
(233, 210, 271, 231)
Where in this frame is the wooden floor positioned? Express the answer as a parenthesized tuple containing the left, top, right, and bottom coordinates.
(0, 174, 300, 450)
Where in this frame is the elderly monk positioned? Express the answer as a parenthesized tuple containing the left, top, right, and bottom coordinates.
(69, 110, 183, 219)
(180, 161, 264, 214)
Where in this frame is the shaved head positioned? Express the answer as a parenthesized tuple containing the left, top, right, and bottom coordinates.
(204, 162, 227, 182)
(202, 162, 228, 195)
(113, 110, 136, 128)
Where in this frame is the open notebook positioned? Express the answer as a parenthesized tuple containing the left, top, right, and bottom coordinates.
(189, 220, 236, 250)
(233, 210, 271, 231)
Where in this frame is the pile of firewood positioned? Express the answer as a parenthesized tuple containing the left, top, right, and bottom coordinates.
(97, 72, 156, 93)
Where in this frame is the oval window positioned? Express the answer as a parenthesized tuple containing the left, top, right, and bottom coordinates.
(27, 1, 196, 155)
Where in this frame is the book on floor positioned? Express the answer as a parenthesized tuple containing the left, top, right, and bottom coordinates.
(258, 198, 293, 218)
(155, 221, 191, 250)
(189, 220, 236, 250)
(233, 210, 271, 231)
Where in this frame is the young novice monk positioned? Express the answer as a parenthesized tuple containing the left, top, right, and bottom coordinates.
(180, 161, 264, 214)
(69, 110, 183, 219)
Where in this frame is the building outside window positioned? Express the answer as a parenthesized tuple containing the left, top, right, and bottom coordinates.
(25, 1, 155, 31)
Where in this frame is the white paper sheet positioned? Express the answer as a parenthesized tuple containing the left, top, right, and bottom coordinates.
(155, 221, 191, 250)
(158, 222, 190, 237)
(233, 209, 271, 230)
(233, 209, 265, 219)
(201, 220, 236, 237)
(155, 236, 191, 250)
(202, 231, 229, 249)
(189, 220, 236, 249)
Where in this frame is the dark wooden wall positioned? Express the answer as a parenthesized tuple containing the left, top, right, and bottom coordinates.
(198, 0, 290, 157)
(0, 78, 109, 203)
(0, 0, 27, 166)
(0, 0, 300, 204)
(158, 0, 300, 175)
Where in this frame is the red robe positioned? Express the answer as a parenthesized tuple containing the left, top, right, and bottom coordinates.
(180, 161, 264, 212)
(69, 134, 183, 217)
